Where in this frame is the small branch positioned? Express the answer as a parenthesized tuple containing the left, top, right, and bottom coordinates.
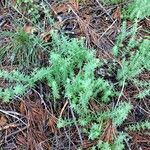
(69, 100, 83, 146)
(116, 78, 126, 106)
(99, 19, 117, 39)
(95, 0, 116, 25)
(0, 109, 26, 125)
(59, 100, 68, 118)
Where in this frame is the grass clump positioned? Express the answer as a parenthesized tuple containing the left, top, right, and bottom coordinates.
(15, 0, 41, 23)
(0, 28, 48, 67)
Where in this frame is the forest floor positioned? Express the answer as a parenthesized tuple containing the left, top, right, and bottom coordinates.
(0, 0, 150, 150)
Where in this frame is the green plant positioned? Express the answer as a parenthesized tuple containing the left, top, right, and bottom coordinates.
(112, 21, 139, 57)
(122, 0, 150, 20)
(95, 132, 127, 150)
(0, 31, 113, 102)
(16, 0, 33, 4)
(111, 102, 132, 126)
(112, 21, 150, 90)
(89, 123, 102, 140)
(1, 0, 150, 149)
(133, 79, 150, 98)
(0, 31, 133, 149)
(97, 141, 111, 150)
(125, 120, 150, 131)
(111, 132, 127, 150)
(111, 20, 150, 103)
(117, 38, 150, 89)
(101, 0, 127, 5)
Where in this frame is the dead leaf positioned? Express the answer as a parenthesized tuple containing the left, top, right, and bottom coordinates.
(69, 0, 79, 11)
(51, 0, 79, 16)
(48, 114, 57, 133)
(101, 120, 116, 143)
(19, 101, 26, 115)
(112, 7, 121, 21)
(0, 114, 7, 126)
(11, 0, 17, 4)
(41, 32, 51, 42)
(51, 3, 68, 15)
(24, 25, 37, 34)
(90, 100, 100, 112)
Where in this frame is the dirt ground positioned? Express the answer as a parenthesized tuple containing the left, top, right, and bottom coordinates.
(0, 0, 150, 149)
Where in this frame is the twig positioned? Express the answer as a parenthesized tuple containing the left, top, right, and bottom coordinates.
(32, 88, 49, 112)
(64, 127, 77, 150)
(99, 19, 117, 39)
(67, 4, 102, 49)
(138, 105, 150, 115)
(0, 109, 26, 125)
(95, 0, 116, 26)
(43, 0, 57, 15)
(0, 123, 18, 131)
(68, 100, 83, 146)
(116, 78, 126, 106)
(59, 100, 68, 118)
(124, 138, 132, 150)
(5, 126, 27, 139)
